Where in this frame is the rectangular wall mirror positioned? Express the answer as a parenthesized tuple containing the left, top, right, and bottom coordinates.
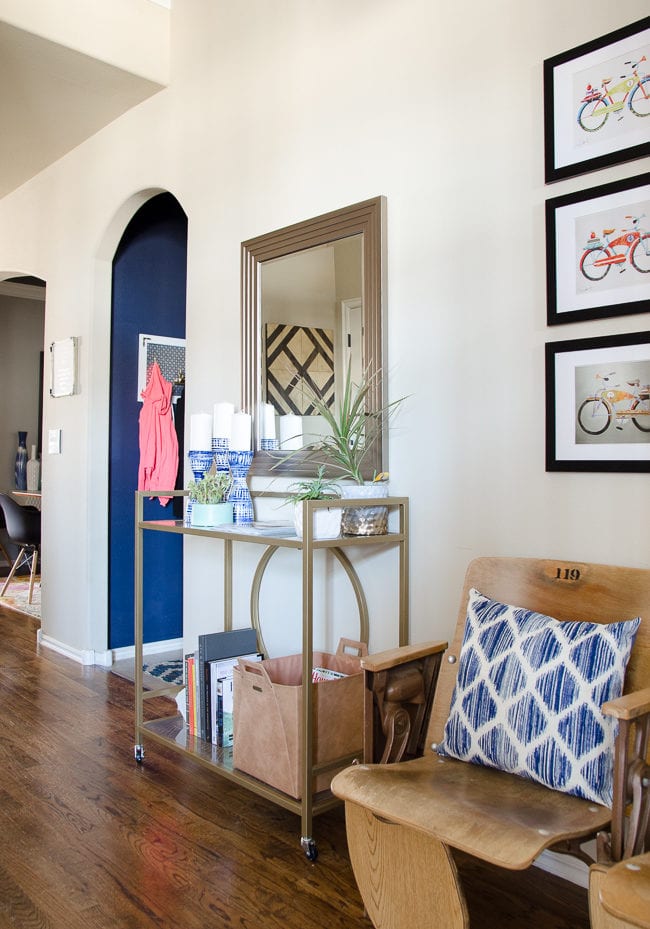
(241, 196, 386, 477)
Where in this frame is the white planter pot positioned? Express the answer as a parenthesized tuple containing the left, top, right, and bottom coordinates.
(190, 502, 233, 527)
(293, 501, 342, 540)
(340, 482, 389, 536)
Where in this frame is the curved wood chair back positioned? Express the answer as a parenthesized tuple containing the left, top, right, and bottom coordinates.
(427, 557, 650, 751)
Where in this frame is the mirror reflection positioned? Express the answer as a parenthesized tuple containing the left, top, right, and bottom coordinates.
(262, 235, 362, 451)
(241, 197, 384, 477)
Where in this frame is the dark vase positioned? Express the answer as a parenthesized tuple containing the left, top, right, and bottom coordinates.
(15, 431, 28, 491)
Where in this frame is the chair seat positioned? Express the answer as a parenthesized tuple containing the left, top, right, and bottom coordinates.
(598, 852, 650, 928)
(331, 753, 612, 870)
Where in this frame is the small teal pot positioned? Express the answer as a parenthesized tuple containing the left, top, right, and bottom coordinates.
(190, 502, 233, 527)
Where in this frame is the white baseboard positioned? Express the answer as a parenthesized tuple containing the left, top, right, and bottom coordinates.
(93, 649, 113, 667)
(110, 637, 184, 664)
(533, 847, 590, 889)
(36, 631, 183, 668)
(37, 629, 98, 666)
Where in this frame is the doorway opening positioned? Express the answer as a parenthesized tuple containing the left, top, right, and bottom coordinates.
(0, 275, 45, 586)
(108, 193, 187, 650)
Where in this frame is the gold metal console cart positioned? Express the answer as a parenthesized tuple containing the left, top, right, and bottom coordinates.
(133, 489, 409, 860)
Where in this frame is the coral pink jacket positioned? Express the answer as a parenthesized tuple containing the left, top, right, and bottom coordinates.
(138, 361, 178, 506)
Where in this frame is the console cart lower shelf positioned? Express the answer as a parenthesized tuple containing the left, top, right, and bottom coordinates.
(136, 714, 356, 860)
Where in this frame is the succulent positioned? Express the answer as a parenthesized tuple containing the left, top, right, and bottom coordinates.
(286, 466, 341, 503)
(187, 469, 231, 504)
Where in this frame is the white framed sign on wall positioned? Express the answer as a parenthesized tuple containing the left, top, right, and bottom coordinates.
(50, 336, 78, 397)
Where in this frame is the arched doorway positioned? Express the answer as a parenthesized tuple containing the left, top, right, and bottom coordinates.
(108, 193, 187, 649)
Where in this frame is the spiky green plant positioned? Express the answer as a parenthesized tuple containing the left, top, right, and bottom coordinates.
(294, 363, 406, 484)
(286, 466, 341, 503)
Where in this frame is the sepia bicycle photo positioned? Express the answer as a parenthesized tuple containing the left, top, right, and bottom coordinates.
(546, 331, 650, 471)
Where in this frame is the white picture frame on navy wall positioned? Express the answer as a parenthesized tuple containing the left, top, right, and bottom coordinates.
(137, 333, 186, 402)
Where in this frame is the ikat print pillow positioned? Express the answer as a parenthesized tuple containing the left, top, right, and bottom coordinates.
(437, 588, 641, 807)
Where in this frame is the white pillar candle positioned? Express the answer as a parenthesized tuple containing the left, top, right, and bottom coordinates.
(279, 414, 303, 450)
(230, 412, 252, 451)
(261, 403, 277, 441)
(190, 412, 213, 451)
(213, 401, 234, 440)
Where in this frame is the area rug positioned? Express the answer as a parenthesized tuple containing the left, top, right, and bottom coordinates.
(0, 577, 41, 621)
(111, 651, 183, 691)
(142, 658, 183, 686)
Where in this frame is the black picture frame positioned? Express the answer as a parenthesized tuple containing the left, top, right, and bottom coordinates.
(546, 172, 650, 325)
(546, 330, 650, 472)
(544, 17, 650, 183)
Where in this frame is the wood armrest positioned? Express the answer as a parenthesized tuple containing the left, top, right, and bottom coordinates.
(603, 687, 650, 863)
(360, 640, 447, 673)
(602, 687, 650, 721)
(362, 642, 447, 763)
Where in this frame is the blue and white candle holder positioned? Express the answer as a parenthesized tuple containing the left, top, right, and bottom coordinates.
(186, 449, 215, 525)
(226, 449, 254, 524)
(188, 449, 215, 480)
(212, 436, 230, 472)
(260, 438, 279, 451)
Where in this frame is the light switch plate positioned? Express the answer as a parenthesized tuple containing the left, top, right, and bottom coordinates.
(48, 429, 61, 454)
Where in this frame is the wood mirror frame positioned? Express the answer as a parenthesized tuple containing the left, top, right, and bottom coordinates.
(241, 196, 386, 477)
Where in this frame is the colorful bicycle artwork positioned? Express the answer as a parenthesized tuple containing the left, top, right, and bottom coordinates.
(577, 55, 650, 131)
(579, 214, 650, 281)
(577, 371, 650, 437)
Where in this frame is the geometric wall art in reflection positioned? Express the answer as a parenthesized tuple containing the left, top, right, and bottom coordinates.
(265, 323, 334, 414)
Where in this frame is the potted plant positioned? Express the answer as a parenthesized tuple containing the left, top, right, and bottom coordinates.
(290, 364, 405, 536)
(287, 466, 342, 540)
(187, 469, 233, 527)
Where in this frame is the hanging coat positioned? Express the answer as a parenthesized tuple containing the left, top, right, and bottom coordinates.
(138, 361, 179, 506)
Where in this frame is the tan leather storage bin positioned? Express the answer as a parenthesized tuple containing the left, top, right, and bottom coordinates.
(233, 639, 366, 798)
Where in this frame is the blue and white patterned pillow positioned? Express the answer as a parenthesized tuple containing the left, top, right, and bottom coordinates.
(437, 589, 640, 807)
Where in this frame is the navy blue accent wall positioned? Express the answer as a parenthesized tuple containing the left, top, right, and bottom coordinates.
(109, 193, 187, 649)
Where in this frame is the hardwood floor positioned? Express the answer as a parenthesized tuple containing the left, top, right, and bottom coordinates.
(0, 605, 591, 928)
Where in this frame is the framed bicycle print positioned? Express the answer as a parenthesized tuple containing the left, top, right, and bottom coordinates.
(546, 330, 650, 472)
(544, 17, 650, 183)
(546, 172, 650, 325)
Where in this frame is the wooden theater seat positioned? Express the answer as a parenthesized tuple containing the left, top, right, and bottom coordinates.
(331, 557, 650, 929)
(590, 852, 650, 928)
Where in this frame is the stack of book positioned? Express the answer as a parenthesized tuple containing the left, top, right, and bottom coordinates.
(184, 628, 262, 746)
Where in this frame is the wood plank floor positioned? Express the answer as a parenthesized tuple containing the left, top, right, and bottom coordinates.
(0, 605, 591, 928)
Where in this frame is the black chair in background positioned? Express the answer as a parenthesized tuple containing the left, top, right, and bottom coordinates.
(0, 494, 41, 604)
(0, 505, 12, 570)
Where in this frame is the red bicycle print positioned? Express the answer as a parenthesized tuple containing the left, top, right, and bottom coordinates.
(579, 214, 650, 281)
(577, 55, 650, 131)
(577, 372, 650, 436)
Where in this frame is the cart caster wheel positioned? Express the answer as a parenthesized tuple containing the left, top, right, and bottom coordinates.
(134, 744, 144, 764)
(301, 838, 318, 861)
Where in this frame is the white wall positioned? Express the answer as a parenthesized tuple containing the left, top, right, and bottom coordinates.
(0, 0, 648, 662)
(0, 0, 170, 83)
(262, 245, 337, 330)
